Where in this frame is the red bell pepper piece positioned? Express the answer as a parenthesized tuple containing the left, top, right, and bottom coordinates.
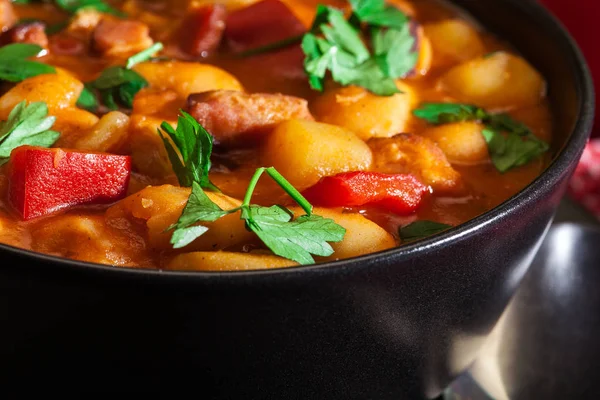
(8, 146, 131, 220)
(302, 172, 429, 215)
(224, 0, 306, 53)
(178, 4, 227, 57)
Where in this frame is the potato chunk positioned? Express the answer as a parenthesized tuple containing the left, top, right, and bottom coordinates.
(421, 122, 489, 165)
(311, 82, 417, 141)
(0, 70, 83, 118)
(262, 119, 373, 190)
(439, 52, 546, 109)
(133, 61, 243, 100)
(30, 214, 148, 266)
(75, 111, 130, 153)
(106, 185, 254, 252)
(423, 19, 485, 68)
(167, 251, 297, 271)
(289, 207, 396, 261)
(128, 114, 175, 179)
(187, 90, 313, 146)
(369, 133, 463, 193)
(52, 107, 100, 147)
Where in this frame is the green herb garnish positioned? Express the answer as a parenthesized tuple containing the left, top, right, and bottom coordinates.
(413, 102, 550, 173)
(160, 112, 346, 265)
(0, 44, 55, 82)
(399, 221, 452, 243)
(76, 43, 162, 112)
(55, 0, 124, 16)
(157, 110, 218, 191)
(13, 0, 124, 16)
(243, 0, 417, 96)
(0, 101, 60, 165)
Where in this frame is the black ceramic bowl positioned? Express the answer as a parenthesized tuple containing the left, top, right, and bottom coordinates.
(0, 0, 594, 398)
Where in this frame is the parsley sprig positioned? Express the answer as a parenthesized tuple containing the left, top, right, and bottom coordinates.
(243, 0, 417, 96)
(157, 110, 219, 191)
(304, 1, 417, 96)
(160, 112, 346, 265)
(413, 102, 550, 173)
(76, 42, 163, 112)
(0, 44, 55, 83)
(0, 101, 60, 165)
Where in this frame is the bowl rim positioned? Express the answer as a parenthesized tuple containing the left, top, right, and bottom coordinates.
(0, 0, 595, 282)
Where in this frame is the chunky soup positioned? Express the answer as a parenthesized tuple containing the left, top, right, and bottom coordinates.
(0, 0, 552, 270)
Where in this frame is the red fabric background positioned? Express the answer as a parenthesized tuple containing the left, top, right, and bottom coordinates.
(538, 0, 599, 135)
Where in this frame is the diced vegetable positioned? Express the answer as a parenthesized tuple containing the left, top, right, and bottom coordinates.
(423, 19, 485, 67)
(311, 82, 417, 141)
(52, 107, 100, 147)
(132, 61, 243, 99)
(0, 70, 83, 118)
(302, 171, 428, 215)
(224, 0, 306, 53)
(8, 146, 131, 220)
(187, 90, 313, 146)
(128, 114, 176, 178)
(440, 52, 546, 109)
(167, 251, 298, 271)
(177, 4, 227, 57)
(31, 214, 143, 266)
(262, 119, 373, 190)
(422, 122, 490, 165)
(74, 111, 130, 153)
(369, 133, 463, 193)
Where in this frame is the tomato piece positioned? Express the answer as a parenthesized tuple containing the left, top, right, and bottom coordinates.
(302, 172, 429, 215)
(224, 0, 306, 53)
(178, 4, 227, 57)
(8, 146, 131, 220)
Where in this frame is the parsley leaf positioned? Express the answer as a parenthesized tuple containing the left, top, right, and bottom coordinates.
(412, 102, 485, 124)
(400, 221, 452, 242)
(0, 44, 55, 83)
(482, 127, 549, 173)
(413, 102, 550, 172)
(372, 23, 418, 79)
(350, 0, 408, 29)
(169, 182, 232, 248)
(246, 206, 345, 265)
(55, 0, 125, 17)
(157, 111, 218, 191)
(0, 101, 60, 165)
(77, 43, 162, 112)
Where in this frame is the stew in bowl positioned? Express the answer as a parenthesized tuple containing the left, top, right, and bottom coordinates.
(0, 0, 553, 271)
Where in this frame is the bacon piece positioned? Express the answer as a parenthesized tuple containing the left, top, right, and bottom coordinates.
(0, 21, 48, 48)
(0, 0, 16, 33)
(92, 17, 153, 57)
(187, 90, 313, 146)
(178, 4, 227, 57)
(224, 0, 306, 53)
(369, 133, 463, 194)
